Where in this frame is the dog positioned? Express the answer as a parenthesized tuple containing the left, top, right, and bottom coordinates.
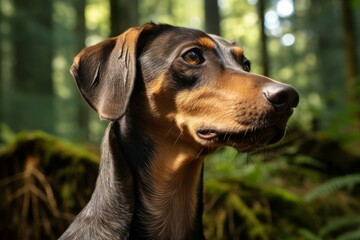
(59, 23, 299, 240)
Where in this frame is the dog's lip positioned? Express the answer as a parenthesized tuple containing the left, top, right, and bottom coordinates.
(196, 126, 285, 147)
(197, 129, 219, 140)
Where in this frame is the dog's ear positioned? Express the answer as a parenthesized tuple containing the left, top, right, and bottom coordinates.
(70, 24, 155, 120)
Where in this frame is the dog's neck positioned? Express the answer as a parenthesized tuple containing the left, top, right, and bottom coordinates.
(59, 122, 135, 240)
(120, 116, 206, 239)
(141, 137, 204, 239)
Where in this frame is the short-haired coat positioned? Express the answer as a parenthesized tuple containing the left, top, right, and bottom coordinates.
(59, 23, 299, 240)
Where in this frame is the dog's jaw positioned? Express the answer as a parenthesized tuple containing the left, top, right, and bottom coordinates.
(63, 23, 299, 240)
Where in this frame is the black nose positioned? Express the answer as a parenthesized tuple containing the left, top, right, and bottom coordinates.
(263, 83, 299, 111)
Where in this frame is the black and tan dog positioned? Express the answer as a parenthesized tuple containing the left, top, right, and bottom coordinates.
(59, 23, 299, 240)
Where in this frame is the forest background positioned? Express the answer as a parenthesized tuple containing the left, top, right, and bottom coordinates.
(1, 0, 360, 239)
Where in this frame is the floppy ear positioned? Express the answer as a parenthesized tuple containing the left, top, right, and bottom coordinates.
(70, 24, 154, 120)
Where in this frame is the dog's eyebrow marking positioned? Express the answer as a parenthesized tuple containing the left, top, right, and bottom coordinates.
(61, 23, 299, 240)
(197, 37, 216, 49)
(231, 46, 244, 57)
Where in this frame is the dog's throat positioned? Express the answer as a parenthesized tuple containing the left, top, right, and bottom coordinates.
(121, 116, 205, 238)
(139, 146, 204, 239)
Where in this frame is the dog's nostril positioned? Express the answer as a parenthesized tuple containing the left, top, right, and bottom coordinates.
(263, 83, 299, 109)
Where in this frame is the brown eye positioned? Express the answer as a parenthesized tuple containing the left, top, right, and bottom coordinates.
(242, 57, 251, 72)
(182, 49, 204, 65)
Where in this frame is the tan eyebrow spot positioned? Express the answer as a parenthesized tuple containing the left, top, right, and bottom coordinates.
(197, 37, 216, 49)
(231, 47, 244, 57)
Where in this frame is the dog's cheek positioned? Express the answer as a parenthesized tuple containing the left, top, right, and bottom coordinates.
(145, 73, 178, 119)
(173, 90, 214, 130)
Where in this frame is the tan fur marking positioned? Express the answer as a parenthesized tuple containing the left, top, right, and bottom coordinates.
(142, 137, 204, 239)
(139, 74, 206, 239)
(139, 55, 279, 238)
(198, 36, 216, 49)
(231, 46, 244, 57)
(146, 74, 178, 121)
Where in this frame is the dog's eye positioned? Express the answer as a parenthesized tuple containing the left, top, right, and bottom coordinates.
(182, 49, 204, 65)
(242, 58, 251, 72)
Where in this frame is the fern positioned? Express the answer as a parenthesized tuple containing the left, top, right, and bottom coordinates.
(336, 228, 360, 240)
(319, 216, 360, 237)
(298, 217, 360, 240)
(298, 228, 322, 240)
(304, 173, 360, 202)
(227, 193, 268, 240)
(293, 154, 325, 169)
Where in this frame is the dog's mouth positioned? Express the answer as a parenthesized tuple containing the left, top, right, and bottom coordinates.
(194, 106, 296, 151)
(196, 125, 285, 150)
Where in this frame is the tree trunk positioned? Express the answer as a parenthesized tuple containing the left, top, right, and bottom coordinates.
(11, 0, 55, 133)
(110, 0, 139, 36)
(205, 0, 221, 35)
(12, 0, 53, 93)
(0, 7, 3, 116)
(340, 0, 359, 104)
(340, 0, 360, 144)
(257, 0, 269, 77)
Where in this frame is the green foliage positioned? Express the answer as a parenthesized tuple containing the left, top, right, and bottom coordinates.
(298, 229, 322, 240)
(305, 174, 360, 202)
(352, 0, 360, 8)
(337, 228, 360, 240)
(0, 123, 16, 147)
(139, 0, 203, 29)
(203, 178, 270, 239)
(301, 173, 360, 240)
(1, 0, 360, 239)
(203, 131, 360, 239)
(0, 130, 99, 164)
(320, 216, 360, 237)
(299, 216, 360, 240)
(1, 129, 360, 239)
(1, 0, 360, 143)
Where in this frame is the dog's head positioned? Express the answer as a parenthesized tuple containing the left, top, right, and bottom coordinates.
(71, 23, 299, 152)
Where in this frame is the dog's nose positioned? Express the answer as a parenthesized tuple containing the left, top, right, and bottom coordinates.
(263, 83, 299, 111)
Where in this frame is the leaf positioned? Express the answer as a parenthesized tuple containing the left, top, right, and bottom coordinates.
(298, 228, 322, 240)
(227, 193, 269, 240)
(336, 228, 360, 240)
(304, 174, 360, 202)
(319, 216, 360, 237)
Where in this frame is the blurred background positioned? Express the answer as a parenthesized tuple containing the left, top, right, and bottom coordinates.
(0, 0, 360, 239)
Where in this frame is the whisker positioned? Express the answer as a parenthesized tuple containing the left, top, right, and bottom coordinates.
(173, 131, 183, 147)
(165, 124, 177, 139)
(196, 148, 204, 159)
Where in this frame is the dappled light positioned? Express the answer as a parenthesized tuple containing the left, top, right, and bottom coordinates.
(280, 33, 295, 46)
(0, 0, 360, 239)
(276, 0, 294, 18)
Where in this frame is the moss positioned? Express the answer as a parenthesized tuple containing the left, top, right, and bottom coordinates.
(0, 130, 99, 165)
(0, 131, 100, 239)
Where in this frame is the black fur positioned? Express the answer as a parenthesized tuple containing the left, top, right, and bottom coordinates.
(59, 23, 298, 240)
(59, 122, 135, 239)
